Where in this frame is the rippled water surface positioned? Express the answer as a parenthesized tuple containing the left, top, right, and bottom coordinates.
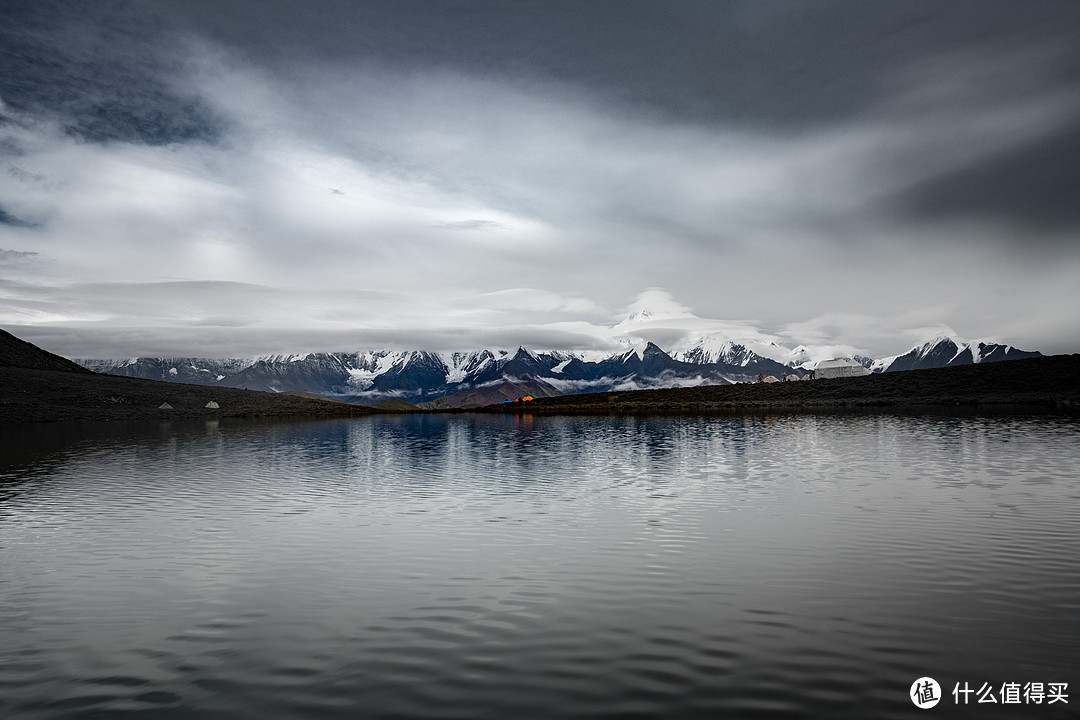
(1, 413, 1078, 719)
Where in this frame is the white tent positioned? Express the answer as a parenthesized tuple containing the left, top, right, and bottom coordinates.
(159, 402, 173, 410)
(814, 358, 871, 379)
(205, 401, 220, 409)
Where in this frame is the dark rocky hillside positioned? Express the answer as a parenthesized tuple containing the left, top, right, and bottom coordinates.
(0, 365, 380, 423)
(0, 328, 93, 374)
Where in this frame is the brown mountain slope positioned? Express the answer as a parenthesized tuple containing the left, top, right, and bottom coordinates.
(419, 379, 560, 409)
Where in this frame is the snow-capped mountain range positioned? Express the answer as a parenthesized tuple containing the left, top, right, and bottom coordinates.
(77, 343, 790, 405)
(75, 325, 1042, 407)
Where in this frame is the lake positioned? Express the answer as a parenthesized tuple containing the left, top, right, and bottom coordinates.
(1, 413, 1077, 719)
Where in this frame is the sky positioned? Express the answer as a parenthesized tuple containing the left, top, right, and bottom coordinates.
(1, 0, 1078, 360)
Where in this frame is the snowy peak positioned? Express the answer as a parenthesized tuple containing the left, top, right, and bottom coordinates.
(440, 350, 497, 384)
(607, 291, 865, 370)
(973, 342, 1027, 364)
(622, 309, 656, 325)
(612, 308, 695, 332)
(514, 346, 539, 361)
(615, 341, 668, 364)
(348, 351, 411, 389)
(611, 289, 697, 331)
(874, 335, 1041, 373)
(668, 332, 780, 367)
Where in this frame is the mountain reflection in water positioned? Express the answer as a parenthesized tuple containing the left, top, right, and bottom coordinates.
(1, 413, 1077, 719)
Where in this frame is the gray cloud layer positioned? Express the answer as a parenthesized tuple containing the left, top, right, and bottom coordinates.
(1, 1, 1078, 359)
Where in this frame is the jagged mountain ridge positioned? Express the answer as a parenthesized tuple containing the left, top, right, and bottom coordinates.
(871, 336, 1042, 373)
(75, 343, 794, 405)
(668, 335, 774, 366)
(73, 334, 1042, 407)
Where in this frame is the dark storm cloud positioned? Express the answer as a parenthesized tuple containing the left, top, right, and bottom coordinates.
(159, 0, 1080, 235)
(0, 207, 36, 228)
(892, 124, 1080, 232)
(0, 1, 223, 145)
(161, 0, 1074, 127)
(5, 0, 1078, 232)
(856, 39, 1080, 239)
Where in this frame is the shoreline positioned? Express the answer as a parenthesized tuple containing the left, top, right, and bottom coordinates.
(0, 366, 378, 423)
(458, 354, 1080, 416)
(3, 353, 1078, 423)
